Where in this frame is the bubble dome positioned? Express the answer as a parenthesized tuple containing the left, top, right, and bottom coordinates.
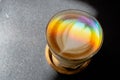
(46, 9, 103, 60)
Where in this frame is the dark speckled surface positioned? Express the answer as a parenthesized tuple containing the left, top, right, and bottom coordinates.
(0, 0, 119, 80)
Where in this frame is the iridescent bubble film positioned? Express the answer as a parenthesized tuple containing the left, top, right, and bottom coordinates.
(46, 10, 103, 60)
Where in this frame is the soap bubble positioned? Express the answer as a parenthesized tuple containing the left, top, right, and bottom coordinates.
(46, 9, 103, 60)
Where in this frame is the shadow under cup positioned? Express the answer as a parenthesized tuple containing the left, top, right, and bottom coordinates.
(45, 9, 103, 75)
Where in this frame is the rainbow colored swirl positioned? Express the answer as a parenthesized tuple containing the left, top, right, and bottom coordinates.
(46, 10, 103, 60)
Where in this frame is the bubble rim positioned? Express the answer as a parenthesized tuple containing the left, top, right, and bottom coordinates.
(45, 9, 104, 60)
